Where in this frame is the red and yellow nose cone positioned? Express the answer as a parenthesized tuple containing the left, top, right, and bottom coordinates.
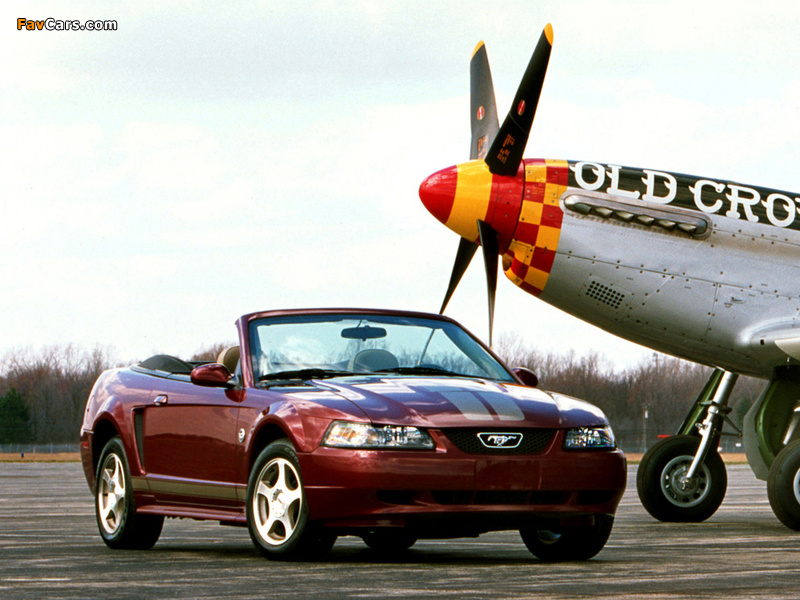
(419, 160, 524, 250)
(420, 158, 569, 296)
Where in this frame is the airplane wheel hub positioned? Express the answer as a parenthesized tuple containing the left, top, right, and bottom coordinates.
(660, 455, 711, 508)
(793, 469, 800, 505)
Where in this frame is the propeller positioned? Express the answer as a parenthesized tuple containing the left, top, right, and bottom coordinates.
(478, 219, 499, 345)
(438, 40, 501, 315)
(485, 23, 553, 176)
(437, 25, 554, 345)
(470, 41, 499, 161)
(439, 237, 479, 314)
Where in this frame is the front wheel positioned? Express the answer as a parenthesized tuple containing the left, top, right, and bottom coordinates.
(362, 529, 417, 554)
(246, 439, 336, 560)
(95, 437, 163, 549)
(767, 439, 800, 530)
(636, 435, 726, 522)
(520, 515, 614, 561)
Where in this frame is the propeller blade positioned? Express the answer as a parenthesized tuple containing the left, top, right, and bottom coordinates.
(477, 219, 499, 346)
(439, 237, 479, 314)
(484, 23, 553, 176)
(470, 42, 499, 160)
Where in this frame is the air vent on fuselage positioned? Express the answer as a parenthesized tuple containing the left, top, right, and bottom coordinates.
(585, 280, 625, 309)
(563, 194, 711, 238)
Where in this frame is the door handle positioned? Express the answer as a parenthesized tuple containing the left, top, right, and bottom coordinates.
(153, 395, 168, 406)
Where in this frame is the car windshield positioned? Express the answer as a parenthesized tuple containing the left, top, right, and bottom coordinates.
(248, 313, 514, 384)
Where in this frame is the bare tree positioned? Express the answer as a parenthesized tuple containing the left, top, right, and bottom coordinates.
(0, 345, 118, 444)
(494, 336, 767, 452)
(0, 336, 770, 450)
(190, 342, 237, 363)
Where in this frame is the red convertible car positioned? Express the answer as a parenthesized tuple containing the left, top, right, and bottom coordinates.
(80, 308, 626, 561)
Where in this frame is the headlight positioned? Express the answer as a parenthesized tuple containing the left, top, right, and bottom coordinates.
(564, 426, 616, 450)
(323, 421, 435, 450)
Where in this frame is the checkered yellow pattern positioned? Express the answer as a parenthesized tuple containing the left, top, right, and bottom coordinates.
(504, 159, 567, 296)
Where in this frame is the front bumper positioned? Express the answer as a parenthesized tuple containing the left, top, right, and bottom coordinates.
(299, 430, 626, 530)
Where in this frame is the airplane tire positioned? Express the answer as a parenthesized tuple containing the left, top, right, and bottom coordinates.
(767, 439, 800, 530)
(637, 435, 726, 522)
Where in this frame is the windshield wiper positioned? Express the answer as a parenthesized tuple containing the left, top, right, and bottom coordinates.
(376, 365, 464, 377)
(258, 368, 353, 384)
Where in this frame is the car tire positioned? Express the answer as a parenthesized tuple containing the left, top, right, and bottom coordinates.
(362, 529, 417, 554)
(636, 434, 726, 522)
(246, 439, 336, 560)
(95, 436, 163, 550)
(767, 439, 800, 530)
(520, 514, 614, 561)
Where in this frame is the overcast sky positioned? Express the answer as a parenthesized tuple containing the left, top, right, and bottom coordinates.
(3, 1, 800, 367)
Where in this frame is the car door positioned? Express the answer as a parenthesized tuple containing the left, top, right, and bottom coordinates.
(139, 377, 242, 508)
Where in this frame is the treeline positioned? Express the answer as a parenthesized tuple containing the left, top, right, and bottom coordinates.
(0, 344, 227, 446)
(496, 333, 765, 451)
(0, 340, 766, 451)
(0, 345, 115, 445)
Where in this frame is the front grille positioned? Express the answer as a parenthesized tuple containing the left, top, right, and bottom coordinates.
(443, 428, 555, 455)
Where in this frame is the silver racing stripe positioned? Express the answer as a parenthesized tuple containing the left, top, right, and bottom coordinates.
(440, 390, 525, 421)
(477, 391, 525, 421)
(440, 391, 492, 420)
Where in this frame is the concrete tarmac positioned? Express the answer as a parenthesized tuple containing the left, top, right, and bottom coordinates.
(1, 462, 798, 599)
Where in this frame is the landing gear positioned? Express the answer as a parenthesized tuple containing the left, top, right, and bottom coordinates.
(742, 367, 800, 529)
(637, 364, 800, 530)
(636, 369, 738, 522)
(637, 435, 727, 521)
(767, 439, 800, 530)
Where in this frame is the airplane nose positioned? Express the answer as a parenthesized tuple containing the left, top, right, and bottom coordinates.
(419, 166, 458, 226)
(419, 160, 524, 251)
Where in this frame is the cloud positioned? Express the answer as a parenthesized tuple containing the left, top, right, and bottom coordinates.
(2, 0, 800, 367)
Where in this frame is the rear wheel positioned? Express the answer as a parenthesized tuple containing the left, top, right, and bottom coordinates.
(95, 437, 163, 550)
(520, 515, 614, 561)
(246, 439, 336, 560)
(767, 439, 800, 530)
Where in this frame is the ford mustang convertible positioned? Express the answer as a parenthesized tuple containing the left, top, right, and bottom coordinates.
(80, 308, 626, 561)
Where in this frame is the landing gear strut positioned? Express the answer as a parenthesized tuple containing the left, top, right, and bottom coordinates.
(637, 370, 739, 522)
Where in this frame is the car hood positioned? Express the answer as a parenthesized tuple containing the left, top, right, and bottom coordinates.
(315, 376, 607, 429)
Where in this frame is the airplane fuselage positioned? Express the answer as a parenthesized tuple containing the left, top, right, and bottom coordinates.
(421, 27, 800, 524)
(420, 158, 800, 378)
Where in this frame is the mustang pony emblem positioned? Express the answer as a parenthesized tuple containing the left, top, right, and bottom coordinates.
(478, 432, 523, 449)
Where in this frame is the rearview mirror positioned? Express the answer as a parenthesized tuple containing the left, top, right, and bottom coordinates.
(512, 367, 538, 388)
(341, 326, 387, 340)
(191, 363, 234, 388)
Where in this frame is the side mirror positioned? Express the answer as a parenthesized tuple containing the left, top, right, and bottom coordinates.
(512, 367, 538, 388)
(191, 363, 234, 388)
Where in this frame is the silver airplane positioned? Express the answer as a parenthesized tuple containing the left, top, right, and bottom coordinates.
(419, 24, 800, 529)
